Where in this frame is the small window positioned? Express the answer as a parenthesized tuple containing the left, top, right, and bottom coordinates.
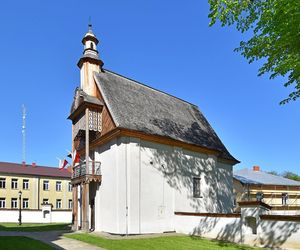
(68, 182, 72, 192)
(56, 199, 62, 209)
(23, 179, 29, 190)
(11, 179, 18, 189)
(193, 177, 201, 198)
(282, 193, 289, 205)
(22, 198, 29, 209)
(11, 198, 18, 209)
(90, 42, 94, 49)
(43, 180, 49, 191)
(68, 199, 72, 209)
(0, 198, 6, 208)
(0, 178, 6, 189)
(256, 192, 264, 202)
(56, 181, 62, 191)
(245, 216, 257, 234)
(42, 199, 49, 204)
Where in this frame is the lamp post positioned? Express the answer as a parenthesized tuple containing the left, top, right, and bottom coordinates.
(18, 191, 22, 225)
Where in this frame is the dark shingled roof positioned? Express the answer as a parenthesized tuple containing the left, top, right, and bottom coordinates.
(94, 70, 238, 163)
(70, 88, 104, 115)
(0, 162, 71, 178)
(234, 168, 300, 186)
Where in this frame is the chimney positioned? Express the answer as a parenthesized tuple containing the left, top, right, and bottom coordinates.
(32, 162, 36, 167)
(253, 165, 260, 172)
(22, 161, 26, 167)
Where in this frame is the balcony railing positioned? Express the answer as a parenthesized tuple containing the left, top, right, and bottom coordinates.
(72, 161, 101, 179)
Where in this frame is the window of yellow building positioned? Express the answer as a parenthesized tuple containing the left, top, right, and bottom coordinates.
(11, 198, 17, 209)
(68, 199, 72, 209)
(11, 179, 18, 189)
(0, 178, 6, 189)
(0, 198, 5, 208)
(56, 199, 62, 209)
(42, 198, 49, 204)
(23, 179, 29, 190)
(22, 198, 29, 209)
(68, 182, 72, 192)
(43, 180, 49, 191)
(56, 181, 62, 191)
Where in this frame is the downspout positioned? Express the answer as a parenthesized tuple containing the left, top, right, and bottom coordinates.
(125, 139, 128, 236)
(38, 177, 40, 210)
(138, 140, 141, 234)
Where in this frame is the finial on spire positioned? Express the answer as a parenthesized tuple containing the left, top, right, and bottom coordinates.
(88, 16, 92, 32)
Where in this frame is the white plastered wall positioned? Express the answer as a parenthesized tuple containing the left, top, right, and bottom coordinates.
(93, 137, 234, 234)
(0, 210, 72, 223)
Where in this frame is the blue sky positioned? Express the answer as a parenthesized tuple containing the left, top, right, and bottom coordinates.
(0, 1, 299, 174)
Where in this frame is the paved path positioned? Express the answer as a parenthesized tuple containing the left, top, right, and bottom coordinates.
(0, 230, 104, 250)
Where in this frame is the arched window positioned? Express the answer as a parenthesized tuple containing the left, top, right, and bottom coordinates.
(91, 42, 94, 49)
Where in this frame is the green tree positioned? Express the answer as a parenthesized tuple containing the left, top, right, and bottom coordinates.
(208, 0, 300, 104)
(267, 170, 279, 176)
(282, 171, 300, 182)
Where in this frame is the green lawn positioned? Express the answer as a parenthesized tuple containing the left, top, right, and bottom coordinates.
(0, 223, 70, 232)
(0, 236, 54, 250)
(66, 233, 261, 250)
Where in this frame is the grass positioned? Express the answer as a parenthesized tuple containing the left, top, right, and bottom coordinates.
(66, 233, 261, 250)
(0, 236, 54, 250)
(0, 223, 70, 232)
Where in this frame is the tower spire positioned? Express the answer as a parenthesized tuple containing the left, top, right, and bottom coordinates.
(77, 23, 104, 96)
(77, 23, 104, 69)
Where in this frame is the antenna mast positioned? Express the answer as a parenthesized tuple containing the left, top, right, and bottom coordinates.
(22, 105, 26, 164)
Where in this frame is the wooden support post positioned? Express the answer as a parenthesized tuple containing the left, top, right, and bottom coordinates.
(80, 184, 83, 229)
(81, 183, 85, 229)
(72, 185, 78, 230)
(83, 107, 90, 231)
(82, 182, 90, 231)
(85, 182, 90, 231)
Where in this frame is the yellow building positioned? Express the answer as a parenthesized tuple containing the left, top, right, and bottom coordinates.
(234, 166, 300, 214)
(0, 162, 72, 210)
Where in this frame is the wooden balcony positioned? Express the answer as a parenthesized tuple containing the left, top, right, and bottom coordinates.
(71, 161, 101, 185)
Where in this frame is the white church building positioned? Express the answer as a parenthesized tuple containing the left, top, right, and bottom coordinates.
(69, 24, 239, 234)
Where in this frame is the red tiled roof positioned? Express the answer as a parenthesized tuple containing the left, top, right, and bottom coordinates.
(0, 162, 71, 178)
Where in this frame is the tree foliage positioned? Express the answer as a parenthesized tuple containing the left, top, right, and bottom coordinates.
(208, 0, 300, 104)
(267, 170, 279, 176)
(267, 170, 300, 181)
(282, 171, 300, 182)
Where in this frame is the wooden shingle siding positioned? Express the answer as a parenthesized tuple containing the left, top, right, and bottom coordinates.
(95, 86, 116, 135)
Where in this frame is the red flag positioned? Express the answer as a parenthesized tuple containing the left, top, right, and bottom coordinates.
(59, 159, 69, 170)
(73, 150, 80, 165)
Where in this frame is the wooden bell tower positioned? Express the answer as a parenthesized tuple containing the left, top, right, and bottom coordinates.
(68, 24, 103, 231)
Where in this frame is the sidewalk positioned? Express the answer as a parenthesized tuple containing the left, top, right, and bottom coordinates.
(0, 230, 104, 250)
